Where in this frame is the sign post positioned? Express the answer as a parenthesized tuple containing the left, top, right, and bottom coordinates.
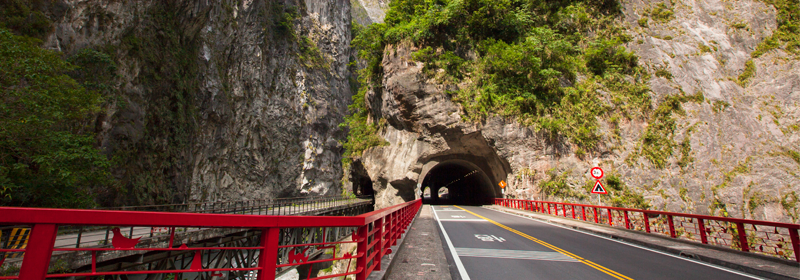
(499, 180, 507, 196)
(590, 167, 606, 205)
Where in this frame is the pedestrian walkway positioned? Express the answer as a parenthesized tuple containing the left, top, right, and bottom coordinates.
(386, 205, 452, 280)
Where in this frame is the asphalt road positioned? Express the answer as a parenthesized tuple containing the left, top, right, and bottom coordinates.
(432, 205, 766, 280)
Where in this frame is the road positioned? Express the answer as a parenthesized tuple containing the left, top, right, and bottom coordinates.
(432, 205, 766, 280)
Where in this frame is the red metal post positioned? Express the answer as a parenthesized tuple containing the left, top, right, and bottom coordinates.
(667, 215, 676, 238)
(608, 209, 613, 226)
(18, 224, 58, 279)
(547, 203, 552, 215)
(375, 217, 384, 271)
(624, 211, 630, 230)
(736, 222, 749, 252)
(643, 213, 651, 233)
(571, 205, 576, 219)
(593, 208, 599, 223)
(697, 218, 707, 244)
(581, 206, 586, 221)
(789, 228, 800, 262)
(256, 227, 279, 280)
(391, 212, 398, 246)
(562, 204, 567, 217)
(356, 224, 369, 280)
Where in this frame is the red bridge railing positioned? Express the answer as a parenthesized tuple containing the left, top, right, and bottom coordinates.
(495, 198, 799, 262)
(0, 199, 421, 279)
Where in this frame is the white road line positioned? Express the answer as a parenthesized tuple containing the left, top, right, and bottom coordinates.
(436, 219, 488, 222)
(435, 210, 468, 211)
(433, 207, 471, 280)
(455, 247, 580, 262)
(483, 207, 768, 280)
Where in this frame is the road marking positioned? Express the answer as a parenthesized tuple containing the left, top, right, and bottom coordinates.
(454, 206, 633, 280)
(435, 209, 467, 211)
(456, 248, 580, 262)
(474, 234, 505, 242)
(484, 207, 766, 280)
(437, 219, 487, 222)
(432, 206, 471, 280)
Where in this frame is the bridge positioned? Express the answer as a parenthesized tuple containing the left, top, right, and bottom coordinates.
(1, 197, 798, 279)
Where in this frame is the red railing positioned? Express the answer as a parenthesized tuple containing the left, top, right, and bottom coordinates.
(495, 198, 799, 262)
(0, 199, 421, 279)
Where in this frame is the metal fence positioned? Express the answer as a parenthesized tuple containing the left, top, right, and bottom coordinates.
(0, 199, 420, 279)
(495, 198, 800, 263)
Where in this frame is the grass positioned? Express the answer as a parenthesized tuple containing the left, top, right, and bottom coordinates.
(737, 60, 756, 87)
(751, 0, 800, 58)
(634, 92, 703, 168)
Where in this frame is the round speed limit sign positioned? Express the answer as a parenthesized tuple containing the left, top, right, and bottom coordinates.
(590, 167, 604, 180)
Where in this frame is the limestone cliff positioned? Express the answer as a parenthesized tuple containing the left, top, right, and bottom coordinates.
(27, 0, 355, 205)
(352, 0, 799, 223)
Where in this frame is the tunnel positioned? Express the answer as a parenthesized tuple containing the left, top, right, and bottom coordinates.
(419, 159, 497, 205)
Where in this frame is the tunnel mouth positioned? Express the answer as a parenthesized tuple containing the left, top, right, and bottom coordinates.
(420, 159, 496, 205)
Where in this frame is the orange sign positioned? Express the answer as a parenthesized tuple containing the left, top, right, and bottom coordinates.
(499, 180, 507, 189)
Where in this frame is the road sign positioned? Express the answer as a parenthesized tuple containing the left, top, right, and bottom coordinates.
(499, 180, 507, 189)
(591, 181, 607, 194)
(590, 167, 604, 180)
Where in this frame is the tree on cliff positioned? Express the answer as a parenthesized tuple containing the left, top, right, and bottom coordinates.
(0, 28, 110, 208)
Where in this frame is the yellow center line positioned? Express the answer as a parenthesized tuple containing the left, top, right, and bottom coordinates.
(454, 206, 633, 280)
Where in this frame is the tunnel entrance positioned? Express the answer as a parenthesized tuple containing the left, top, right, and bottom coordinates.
(420, 160, 497, 205)
(350, 161, 374, 197)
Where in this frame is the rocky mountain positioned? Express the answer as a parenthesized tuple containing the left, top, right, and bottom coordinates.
(5, 0, 355, 205)
(348, 0, 799, 223)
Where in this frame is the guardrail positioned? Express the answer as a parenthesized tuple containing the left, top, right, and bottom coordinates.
(0, 199, 421, 279)
(495, 198, 799, 262)
(101, 195, 372, 215)
(11, 195, 373, 251)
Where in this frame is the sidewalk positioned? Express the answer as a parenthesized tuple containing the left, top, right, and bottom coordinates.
(487, 205, 800, 280)
(384, 205, 452, 280)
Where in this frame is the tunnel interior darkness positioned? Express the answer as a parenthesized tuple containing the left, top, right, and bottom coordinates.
(420, 160, 496, 205)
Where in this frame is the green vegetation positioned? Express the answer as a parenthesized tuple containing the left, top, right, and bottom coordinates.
(539, 169, 587, 200)
(340, 21, 390, 168)
(708, 159, 750, 216)
(677, 124, 695, 169)
(0, 28, 109, 208)
(712, 100, 730, 113)
(0, 0, 53, 39)
(347, 0, 652, 157)
(634, 92, 702, 168)
(678, 187, 690, 202)
(730, 22, 748, 29)
(638, 18, 649, 28)
(654, 67, 672, 79)
(299, 35, 330, 69)
(647, 3, 675, 23)
(746, 190, 766, 216)
(697, 43, 712, 53)
(780, 147, 800, 165)
(737, 60, 755, 87)
(751, 0, 800, 57)
(604, 173, 650, 209)
(781, 191, 798, 222)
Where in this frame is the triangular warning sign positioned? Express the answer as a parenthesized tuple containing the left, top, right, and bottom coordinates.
(591, 180, 607, 194)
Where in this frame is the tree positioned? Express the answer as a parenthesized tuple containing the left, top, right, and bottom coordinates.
(0, 28, 109, 208)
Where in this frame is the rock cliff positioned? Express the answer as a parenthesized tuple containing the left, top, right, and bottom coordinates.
(31, 0, 355, 205)
(352, 0, 799, 223)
